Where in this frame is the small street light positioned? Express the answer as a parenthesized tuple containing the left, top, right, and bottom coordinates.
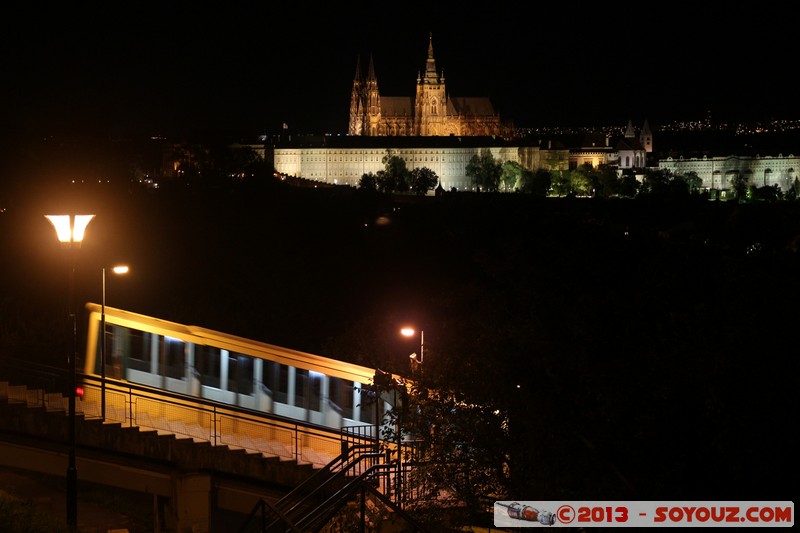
(46, 213, 95, 531)
(101, 265, 128, 420)
(401, 327, 423, 365)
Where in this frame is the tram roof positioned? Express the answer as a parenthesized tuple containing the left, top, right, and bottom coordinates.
(85, 302, 392, 384)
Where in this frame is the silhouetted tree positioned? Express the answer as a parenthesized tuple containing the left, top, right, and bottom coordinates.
(375, 170, 393, 193)
(550, 170, 571, 196)
(639, 168, 671, 197)
(358, 172, 378, 191)
(683, 171, 703, 194)
(409, 167, 438, 196)
(465, 149, 502, 192)
(596, 164, 621, 198)
(520, 168, 551, 196)
(382, 154, 411, 193)
(619, 172, 640, 198)
(731, 172, 750, 201)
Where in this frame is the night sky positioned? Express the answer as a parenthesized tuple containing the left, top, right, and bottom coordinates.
(1, 3, 798, 508)
(2, 2, 797, 143)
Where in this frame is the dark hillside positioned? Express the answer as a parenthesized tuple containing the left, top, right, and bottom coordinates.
(2, 183, 798, 502)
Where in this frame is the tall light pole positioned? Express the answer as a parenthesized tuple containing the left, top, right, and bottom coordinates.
(101, 265, 128, 421)
(399, 326, 425, 506)
(46, 213, 95, 531)
(401, 327, 423, 365)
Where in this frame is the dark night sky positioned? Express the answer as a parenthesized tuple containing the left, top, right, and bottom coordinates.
(2, 2, 797, 142)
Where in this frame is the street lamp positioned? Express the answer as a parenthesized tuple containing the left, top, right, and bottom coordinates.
(399, 326, 425, 506)
(401, 327, 423, 365)
(46, 213, 95, 531)
(101, 265, 128, 421)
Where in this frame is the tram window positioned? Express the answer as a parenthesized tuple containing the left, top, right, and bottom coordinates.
(228, 353, 253, 395)
(163, 337, 185, 379)
(309, 371, 322, 412)
(329, 377, 354, 419)
(127, 329, 151, 372)
(295, 369, 307, 408)
(263, 362, 289, 404)
(262, 362, 274, 394)
(107, 325, 127, 378)
(358, 386, 376, 425)
(195, 345, 221, 388)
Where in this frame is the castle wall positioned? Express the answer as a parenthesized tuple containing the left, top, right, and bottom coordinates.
(658, 154, 799, 191)
(273, 143, 544, 192)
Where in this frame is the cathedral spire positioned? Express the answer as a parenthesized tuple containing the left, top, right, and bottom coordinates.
(353, 54, 362, 82)
(423, 32, 438, 84)
(367, 53, 377, 81)
(624, 119, 636, 138)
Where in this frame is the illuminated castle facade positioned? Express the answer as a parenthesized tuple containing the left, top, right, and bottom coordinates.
(348, 35, 513, 139)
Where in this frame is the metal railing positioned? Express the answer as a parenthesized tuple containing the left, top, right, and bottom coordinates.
(1, 359, 431, 512)
(75, 374, 372, 469)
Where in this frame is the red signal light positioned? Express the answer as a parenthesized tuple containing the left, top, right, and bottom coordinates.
(75, 386, 85, 400)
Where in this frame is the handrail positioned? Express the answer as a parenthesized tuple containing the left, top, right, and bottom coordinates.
(293, 462, 394, 528)
(270, 443, 383, 524)
(238, 441, 380, 532)
(3, 365, 428, 531)
(296, 462, 429, 533)
(76, 373, 377, 467)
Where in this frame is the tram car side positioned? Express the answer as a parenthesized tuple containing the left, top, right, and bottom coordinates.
(83, 303, 386, 432)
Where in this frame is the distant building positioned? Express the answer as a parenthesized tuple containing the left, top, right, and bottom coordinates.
(658, 153, 799, 193)
(616, 119, 649, 170)
(268, 121, 651, 191)
(348, 34, 514, 139)
(272, 135, 546, 191)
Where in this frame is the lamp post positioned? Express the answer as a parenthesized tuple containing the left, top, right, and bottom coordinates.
(101, 265, 128, 421)
(399, 326, 425, 507)
(401, 327, 423, 365)
(46, 213, 95, 531)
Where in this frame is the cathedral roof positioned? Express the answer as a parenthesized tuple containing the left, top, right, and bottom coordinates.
(380, 96, 414, 117)
(448, 96, 497, 117)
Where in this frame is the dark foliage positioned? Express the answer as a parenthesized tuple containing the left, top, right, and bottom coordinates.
(2, 181, 798, 527)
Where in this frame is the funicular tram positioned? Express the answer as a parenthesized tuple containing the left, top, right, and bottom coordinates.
(76, 303, 426, 529)
(80, 303, 409, 468)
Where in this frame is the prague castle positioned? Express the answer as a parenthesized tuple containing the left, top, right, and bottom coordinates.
(265, 35, 798, 195)
(348, 34, 513, 139)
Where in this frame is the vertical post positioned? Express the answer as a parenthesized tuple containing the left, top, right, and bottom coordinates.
(67, 253, 78, 530)
(360, 486, 366, 533)
(395, 385, 402, 507)
(101, 267, 106, 421)
(46, 213, 94, 533)
(374, 383, 380, 454)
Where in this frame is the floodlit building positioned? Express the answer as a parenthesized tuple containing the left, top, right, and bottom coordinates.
(658, 153, 799, 193)
(348, 34, 514, 139)
(272, 135, 546, 191)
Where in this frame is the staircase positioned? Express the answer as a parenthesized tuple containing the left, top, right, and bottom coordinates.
(238, 443, 429, 532)
(0, 374, 429, 531)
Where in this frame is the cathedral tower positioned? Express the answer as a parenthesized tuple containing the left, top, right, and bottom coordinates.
(365, 55, 382, 136)
(347, 34, 510, 138)
(414, 34, 448, 136)
(348, 55, 364, 136)
(639, 119, 653, 153)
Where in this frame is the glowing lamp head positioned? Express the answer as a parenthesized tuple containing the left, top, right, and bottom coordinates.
(45, 214, 95, 246)
(401, 327, 415, 338)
